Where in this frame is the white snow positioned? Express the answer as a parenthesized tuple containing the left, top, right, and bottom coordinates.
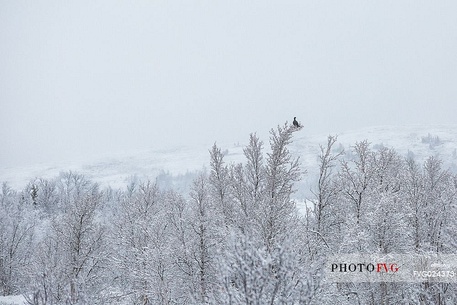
(0, 295, 26, 305)
(1, 124, 457, 194)
(1, 125, 457, 302)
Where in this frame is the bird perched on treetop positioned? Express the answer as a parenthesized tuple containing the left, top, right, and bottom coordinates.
(293, 117, 300, 128)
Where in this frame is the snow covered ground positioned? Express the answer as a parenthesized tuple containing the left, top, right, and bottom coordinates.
(0, 295, 26, 305)
(1, 124, 457, 197)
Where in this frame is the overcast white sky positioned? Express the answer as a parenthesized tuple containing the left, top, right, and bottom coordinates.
(1, 1, 457, 168)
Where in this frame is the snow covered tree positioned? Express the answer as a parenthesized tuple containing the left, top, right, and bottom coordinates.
(311, 135, 344, 251)
(32, 178, 59, 213)
(368, 146, 410, 254)
(28, 176, 107, 304)
(210, 123, 322, 303)
(241, 133, 266, 236)
(400, 156, 457, 304)
(187, 173, 221, 303)
(212, 232, 320, 305)
(258, 123, 302, 252)
(209, 143, 234, 227)
(243, 133, 266, 214)
(0, 184, 35, 296)
(110, 180, 179, 304)
(339, 140, 375, 226)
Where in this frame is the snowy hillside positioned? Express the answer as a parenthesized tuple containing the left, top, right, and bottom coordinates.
(2, 124, 457, 197)
(2, 124, 457, 304)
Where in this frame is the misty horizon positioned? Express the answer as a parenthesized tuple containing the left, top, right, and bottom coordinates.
(2, 1, 457, 168)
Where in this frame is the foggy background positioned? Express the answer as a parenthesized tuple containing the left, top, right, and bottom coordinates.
(1, 1, 457, 168)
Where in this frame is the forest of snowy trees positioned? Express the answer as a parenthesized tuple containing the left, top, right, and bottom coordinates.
(1, 124, 456, 305)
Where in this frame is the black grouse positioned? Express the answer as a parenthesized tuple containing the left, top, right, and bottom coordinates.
(293, 117, 299, 128)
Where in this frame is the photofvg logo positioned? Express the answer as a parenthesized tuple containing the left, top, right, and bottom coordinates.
(331, 262, 399, 273)
(325, 254, 457, 283)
